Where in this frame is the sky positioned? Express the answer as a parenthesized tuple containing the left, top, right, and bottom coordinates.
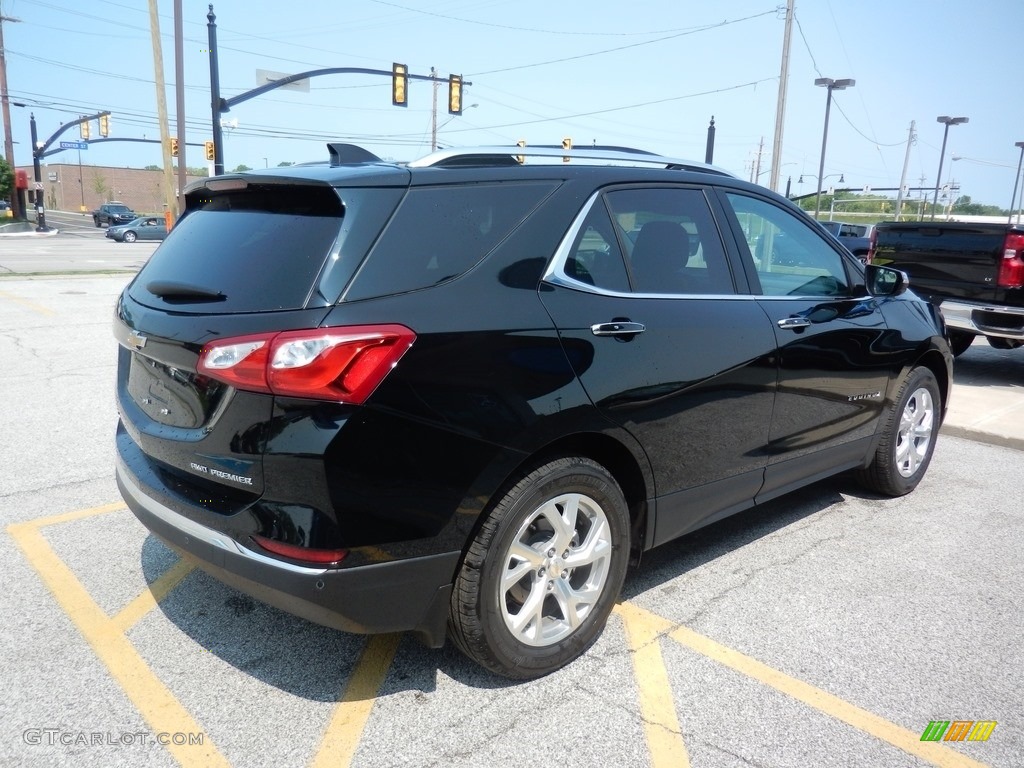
(5, 0, 1023, 210)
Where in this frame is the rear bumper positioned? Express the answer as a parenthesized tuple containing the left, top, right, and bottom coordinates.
(941, 300, 1024, 339)
(115, 455, 458, 648)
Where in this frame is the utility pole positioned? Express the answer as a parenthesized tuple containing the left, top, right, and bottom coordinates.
(147, 0, 177, 218)
(769, 0, 794, 193)
(174, 0, 186, 207)
(0, 7, 21, 219)
(754, 136, 764, 184)
(894, 121, 915, 221)
(430, 67, 438, 151)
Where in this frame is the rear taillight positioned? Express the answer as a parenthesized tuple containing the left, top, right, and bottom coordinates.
(998, 232, 1024, 288)
(198, 324, 415, 403)
(865, 227, 877, 264)
(252, 535, 348, 566)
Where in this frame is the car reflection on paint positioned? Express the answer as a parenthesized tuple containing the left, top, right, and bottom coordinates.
(107, 216, 167, 243)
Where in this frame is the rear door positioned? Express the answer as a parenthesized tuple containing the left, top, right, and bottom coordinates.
(717, 191, 894, 501)
(540, 185, 778, 546)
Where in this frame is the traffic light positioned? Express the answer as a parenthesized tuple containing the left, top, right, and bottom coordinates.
(80, 119, 90, 140)
(562, 137, 572, 163)
(392, 63, 408, 107)
(516, 139, 526, 165)
(204, 140, 215, 161)
(99, 114, 110, 137)
(169, 137, 179, 157)
(448, 74, 463, 115)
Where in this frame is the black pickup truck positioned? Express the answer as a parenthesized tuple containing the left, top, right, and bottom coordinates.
(871, 221, 1024, 355)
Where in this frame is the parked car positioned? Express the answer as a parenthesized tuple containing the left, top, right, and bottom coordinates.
(871, 220, 1024, 356)
(107, 216, 167, 243)
(113, 143, 952, 679)
(818, 219, 875, 260)
(92, 202, 136, 227)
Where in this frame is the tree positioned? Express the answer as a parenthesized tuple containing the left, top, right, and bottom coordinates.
(144, 165, 160, 171)
(91, 171, 110, 200)
(184, 166, 209, 177)
(232, 164, 252, 172)
(277, 161, 294, 167)
(0, 156, 13, 203)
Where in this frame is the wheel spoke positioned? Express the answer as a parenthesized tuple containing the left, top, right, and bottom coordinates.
(507, 577, 547, 636)
(501, 558, 535, 593)
(551, 578, 598, 630)
(539, 494, 579, 550)
(565, 518, 610, 568)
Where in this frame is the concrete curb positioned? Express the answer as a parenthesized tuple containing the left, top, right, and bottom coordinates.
(941, 424, 1024, 453)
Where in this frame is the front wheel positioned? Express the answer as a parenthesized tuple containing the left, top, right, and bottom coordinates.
(123, 231, 137, 243)
(449, 456, 630, 679)
(857, 367, 940, 496)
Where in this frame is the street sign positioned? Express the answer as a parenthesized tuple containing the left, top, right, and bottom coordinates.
(59, 141, 88, 150)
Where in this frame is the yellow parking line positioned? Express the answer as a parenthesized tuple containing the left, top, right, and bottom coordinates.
(607, 605, 989, 768)
(112, 557, 196, 633)
(8, 520, 229, 767)
(0, 289, 56, 316)
(309, 634, 401, 768)
(28, 501, 127, 528)
(616, 603, 691, 768)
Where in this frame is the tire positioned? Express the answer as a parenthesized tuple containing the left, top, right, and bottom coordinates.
(948, 330, 975, 357)
(123, 231, 137, 243)
(857, 367, 940, 497)
(449, 456, 630, 679)
(94, 217, 101, 228)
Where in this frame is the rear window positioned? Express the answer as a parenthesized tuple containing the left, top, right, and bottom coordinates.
(344, 181, 557, 301)
(129, 184, 344, 313)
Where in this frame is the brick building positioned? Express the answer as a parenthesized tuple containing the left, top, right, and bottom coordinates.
(16, 163, 205, 215)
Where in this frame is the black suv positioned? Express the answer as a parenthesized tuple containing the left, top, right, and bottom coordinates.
(114, 144, 952, 679)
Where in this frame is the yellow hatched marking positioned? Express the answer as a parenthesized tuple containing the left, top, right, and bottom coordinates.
(309, 634, 401, 768)
(611, 605, 990, 768)
(112, 557, 196, 633)
(615, 603, 690, 768)
(8, 519, 229, 767)
(28, 502, 127, 528)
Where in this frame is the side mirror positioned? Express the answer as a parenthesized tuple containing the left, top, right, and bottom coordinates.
(865, 264, 908, 297)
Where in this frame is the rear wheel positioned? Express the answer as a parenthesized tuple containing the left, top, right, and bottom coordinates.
(449, 456, 630, 679)
(857, 367, 940, 496)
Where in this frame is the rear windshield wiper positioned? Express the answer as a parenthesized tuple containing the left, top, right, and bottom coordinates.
(146, 280, 226, 302)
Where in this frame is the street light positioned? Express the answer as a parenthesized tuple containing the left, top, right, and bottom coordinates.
(1009, 141, 1024, 226)
(813, 77, 854, 220)
(931, 115, 968, 220)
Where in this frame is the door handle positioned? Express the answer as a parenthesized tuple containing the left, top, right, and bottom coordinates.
(591, 321, 646, 336)
(777, 316, 811, 330)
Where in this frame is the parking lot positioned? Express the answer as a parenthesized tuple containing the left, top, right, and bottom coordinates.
(1, 240, 1022, 767)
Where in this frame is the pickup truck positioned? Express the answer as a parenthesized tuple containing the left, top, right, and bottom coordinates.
(818, 220, 874, 260)
(871, 221, 1024, 355)
(92, 202, 136, 228)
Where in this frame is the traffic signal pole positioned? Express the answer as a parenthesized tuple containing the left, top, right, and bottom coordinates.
(29, 109, 110, 231)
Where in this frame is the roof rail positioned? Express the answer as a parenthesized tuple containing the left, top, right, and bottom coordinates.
(408, 145, 734, 176)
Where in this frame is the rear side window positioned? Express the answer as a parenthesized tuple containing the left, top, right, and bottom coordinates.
(344, 181, 557, 301)
(129, 184, 344, 313)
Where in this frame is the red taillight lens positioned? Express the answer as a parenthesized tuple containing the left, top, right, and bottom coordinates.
(198, 324, 415, 403)
(866, 227, 877, 264)
(252, 535, 348, 566)
(998, 232, 1024, 288)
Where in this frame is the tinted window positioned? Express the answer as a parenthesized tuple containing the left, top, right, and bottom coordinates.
(564, 202, 632, 292)
(724, 193, 851, 297)
(606, 187, 734, 295)
(129, 184, 344, 313)
(345, 182, 557, 301)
